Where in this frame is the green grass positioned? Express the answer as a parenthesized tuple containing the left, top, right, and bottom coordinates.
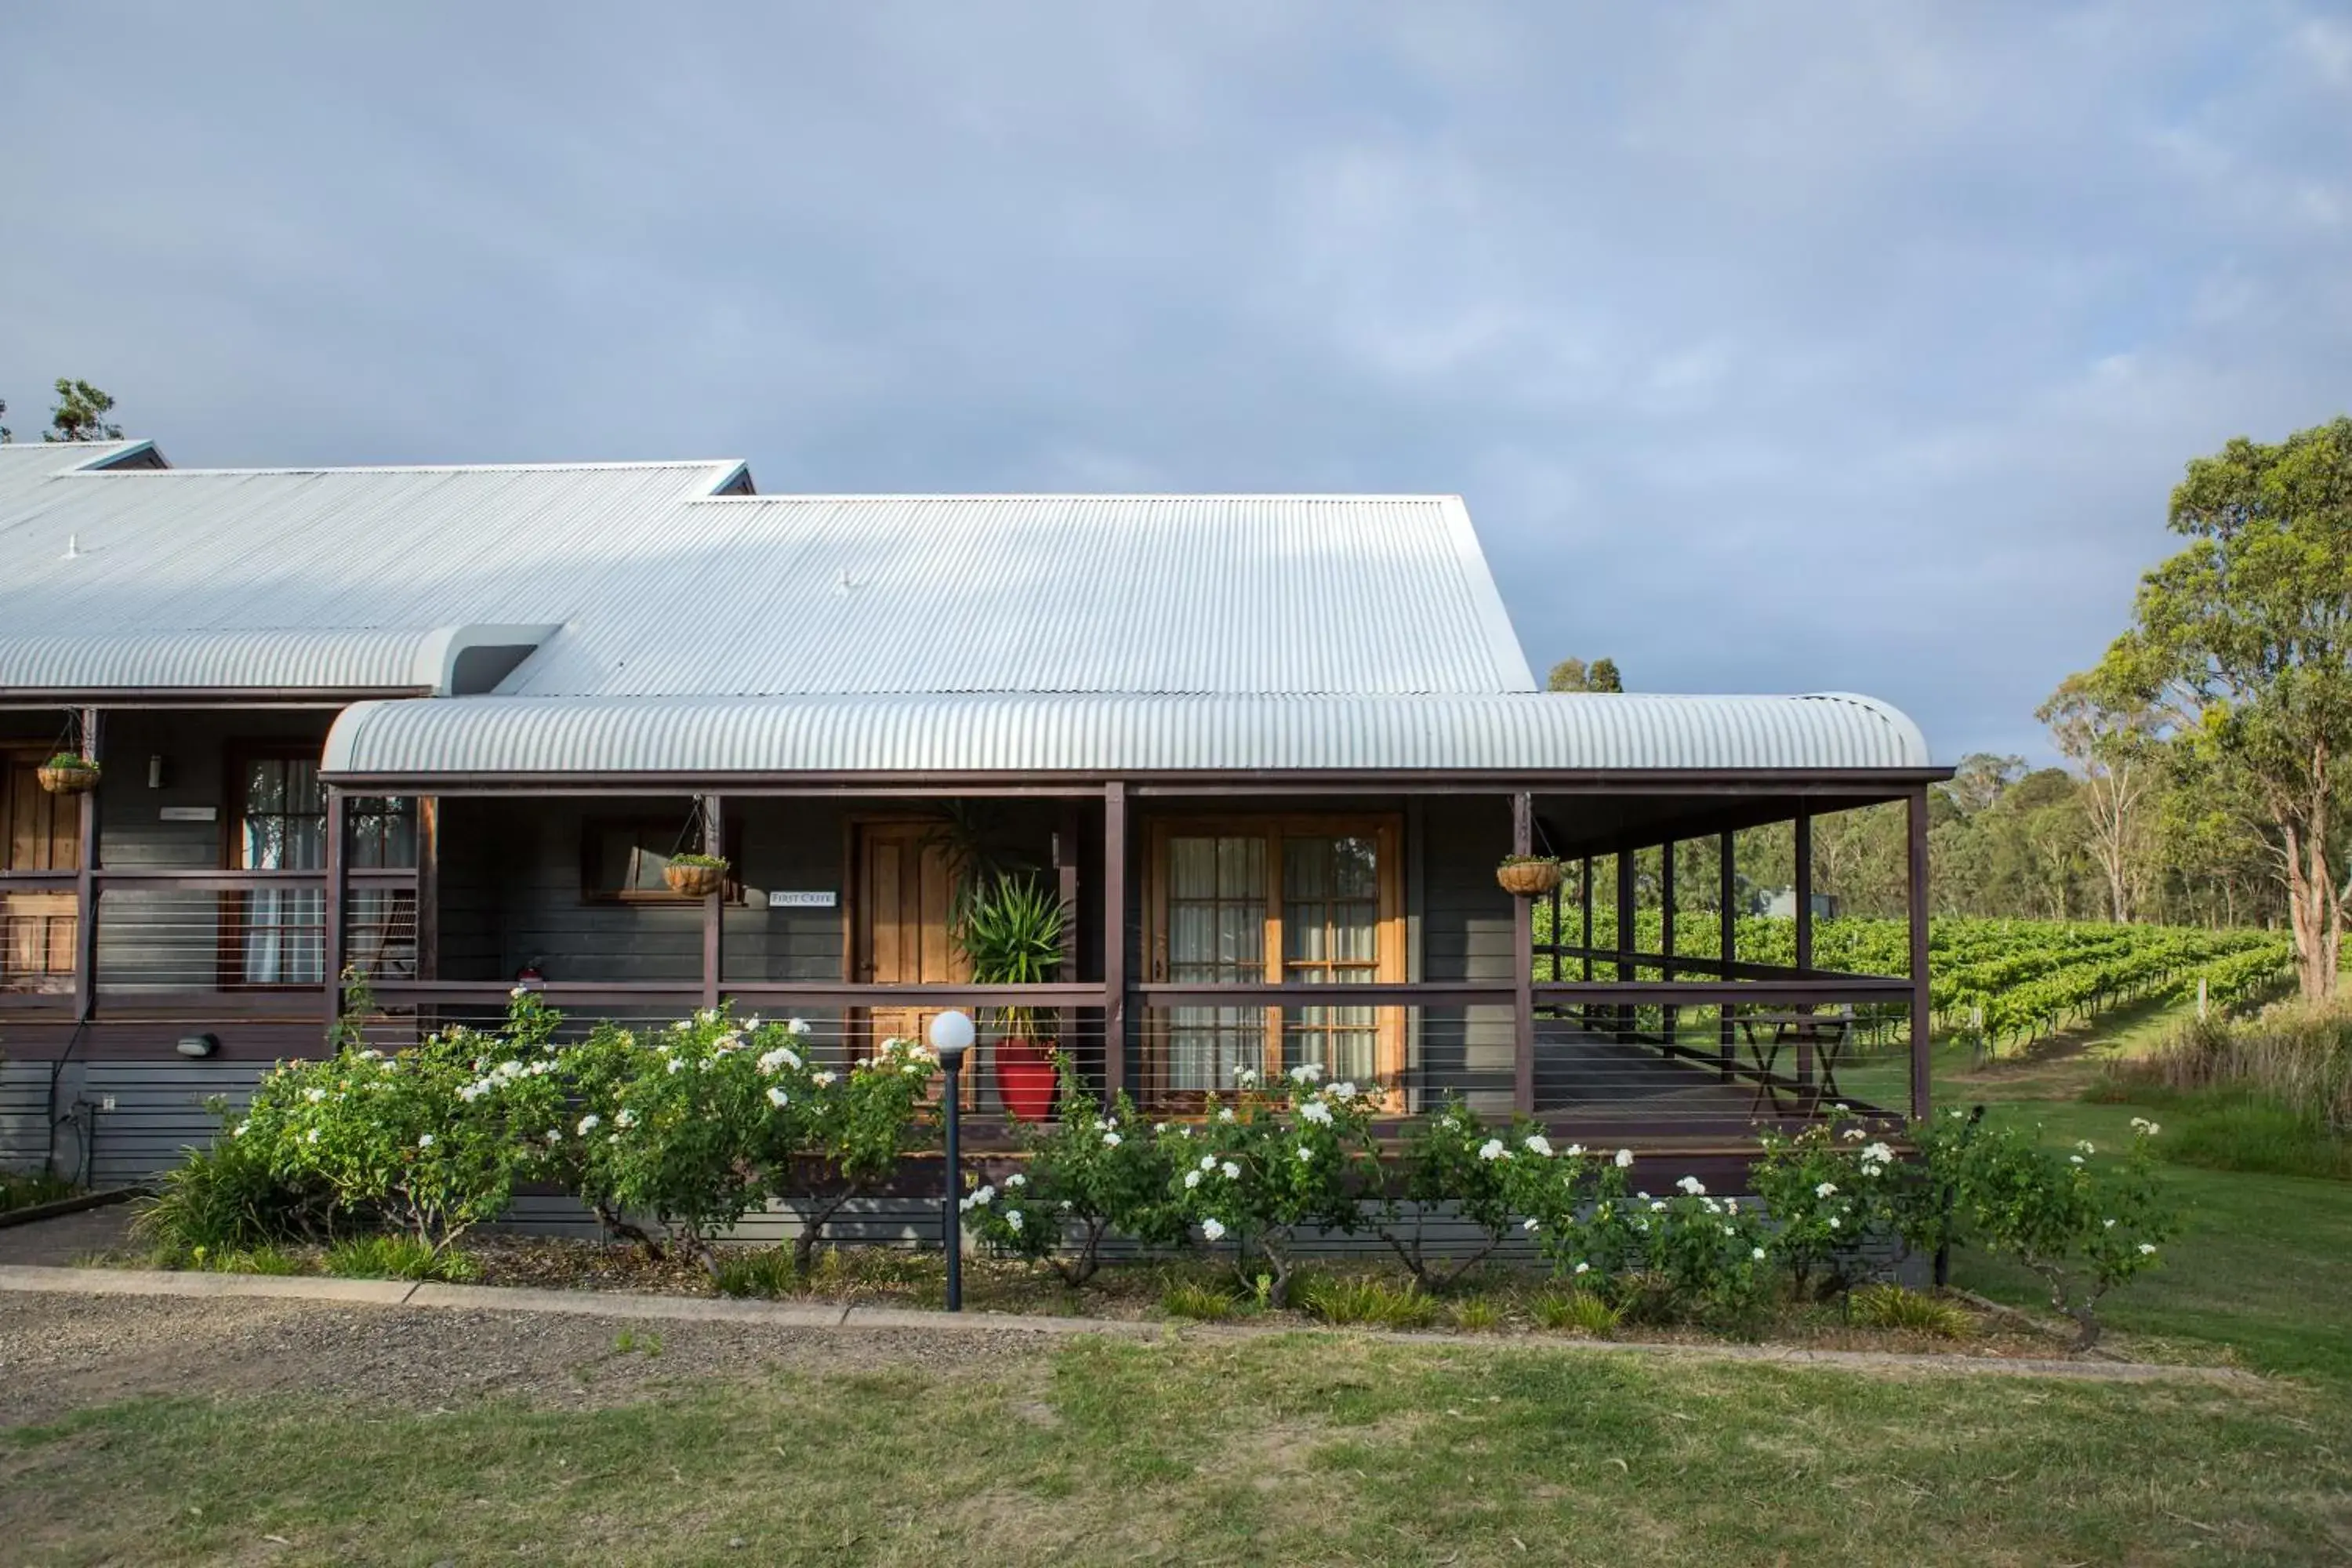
(0, 1169, 78, 1213)
(1864, 1000, 2352, 1388)
(321, 1235, 476, 1283)
(5, 1335, 2347, 1566)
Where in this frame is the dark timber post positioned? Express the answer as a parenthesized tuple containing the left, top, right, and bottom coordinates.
(1614, 847, 1636, 1044)
(415, 797, 440, 982)
(1793, 807, 1815, 1091)
(1661, 838, 1679, 1047)
(1718, 829, 1737, 1082)
(1579, 856, 1594, 983)
(71, 708, 101, 1024)
(1102, 782, 1127, 1109)
(1907, 786, 1933, 1121)
(699, 793, 724, 1010)
(324, 787, 348, 1027)
(1511, 792, 1535, 1113)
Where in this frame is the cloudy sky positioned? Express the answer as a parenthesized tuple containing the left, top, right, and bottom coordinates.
(4, 4, 2347, 760)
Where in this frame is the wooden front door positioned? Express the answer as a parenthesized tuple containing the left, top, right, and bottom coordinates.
(849, 820, 967, 1060)
(2, 753, 79, 994)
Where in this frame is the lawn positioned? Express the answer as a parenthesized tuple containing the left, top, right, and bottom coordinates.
(5, 999, 2349, 1566)
(5, 1332, 2349, 1566)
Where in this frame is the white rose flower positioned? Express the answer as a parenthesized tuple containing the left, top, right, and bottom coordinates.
(1751, 1247, 1767, 1261)
(578, 1113, 601, 1134)
(417, 1134, 434, 1149)
(1615, 1149, 1635, 1169)
(1815, 1181, 1838, 1198)
(2138, 1242, 2158, 1255)
(615, 1108, 637, 1128)
(1006, 1210, 1024, 1232)
(813, 1071, 837, 1087)
(1004, 1173, 1026, 1189)
(767, 1086, 789, 1108)
(1522, 1217, 1541, 1232)
(1573, 1261, 1591, 1276)
(1220, 1161, 1239, 1180)
(1523, 1134, 1553, 1157)
(788, 1018, 809, 1036)
(1199, 1155, 1218, 1171)
(1477, 1138, 1507, 1162)
(1184, 1169, 1203, 1189)
(1200, 1218, 1226, 1243)
(1296, 1145, 1313, 1163)
(1101, 1131, 1122, 1148)
(1299, 1100, 1334, 1126)
(1217, 1108, 1236, 1123)
(1676, 1175, 1707, 1196)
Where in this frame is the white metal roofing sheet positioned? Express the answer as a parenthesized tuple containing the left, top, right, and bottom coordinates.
(0, 445, 1534, 697)
(322, 691, 1933, 778)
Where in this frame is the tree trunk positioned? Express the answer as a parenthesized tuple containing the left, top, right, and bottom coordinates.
(2284, 820, 2343, 1003)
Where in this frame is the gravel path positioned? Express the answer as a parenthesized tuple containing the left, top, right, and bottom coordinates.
(0, 1290, 1052, 1430)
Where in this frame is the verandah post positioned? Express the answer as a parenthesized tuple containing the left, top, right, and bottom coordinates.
(699, 793, 724, 1010)
(1718, 829, 1736, 1081)
(324, 786, 348, 1027)
(1907, 785, 1933, 1121)
(1614, 844, 1635, 1044)
(1102, 781, 1127, 1109)
(1511, 791, 1534, 1113)
(72, 707, 102, 1025)
(1794, 806, 1815, 1093)
(1661, 837, 1678, 1048)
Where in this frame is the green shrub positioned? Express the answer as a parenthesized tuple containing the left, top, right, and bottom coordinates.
(133, 1134, 325, 1261)
(2118, 1003, 2352, 1133)
(200, 1245, 305, 1276)
(1162, 1063, 1383, 1308)
(236, 990, 570, 1258)
(1450, 1295, 1506, 1332)
(1298, 1274, 1440, 1329)
(0, 1168, 78, 1212)
(559, 1008, 808, 1277)
(323, 1234, 477, 1281)
(1848, 1283, 1971, 1339)
(714, 1247, 799, 1298)
(1377, 1098, 1550, 1289)
(1915, 1109, 2176, 1349)
(1750, 1120, 1916, 1297)
(1531, 1289, 1622, 1336)
(771, 1032, 941, 1276)
(962, 1084, 1185, 1287)
(1161, 1280, 1236, 1321)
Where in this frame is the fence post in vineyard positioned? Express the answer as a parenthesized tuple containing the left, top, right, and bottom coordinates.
(2198, 976, 2208, 1021)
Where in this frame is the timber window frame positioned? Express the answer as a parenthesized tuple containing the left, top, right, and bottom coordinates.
(1139, 812, 1405, 1107)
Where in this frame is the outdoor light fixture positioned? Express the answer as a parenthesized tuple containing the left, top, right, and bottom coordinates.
(928, 1009, 977, 1312)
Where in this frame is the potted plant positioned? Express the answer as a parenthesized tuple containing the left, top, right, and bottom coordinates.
(36, 752, 100, 795)
(958, 872, 1071, 1121)
(663, 851, 728, 898)
(1495, 854, 1563, 898)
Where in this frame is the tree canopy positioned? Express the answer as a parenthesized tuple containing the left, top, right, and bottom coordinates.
(1546, 656, 1624, 692)
(44, 379, 122, 442)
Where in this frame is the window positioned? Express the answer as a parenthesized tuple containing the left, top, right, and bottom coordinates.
(580, 817, 736, 903)
(226, 753, 414, 985)
(1143, 815, 1403, 1105)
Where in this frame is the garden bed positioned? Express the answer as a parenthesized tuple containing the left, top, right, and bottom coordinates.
(76, 1232, 2095, 1363)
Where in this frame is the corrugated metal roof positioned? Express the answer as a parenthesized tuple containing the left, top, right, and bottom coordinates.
(0, 623, 561, 695)
(0, 446, 1534, 696)
(322, 692, 1933, 778)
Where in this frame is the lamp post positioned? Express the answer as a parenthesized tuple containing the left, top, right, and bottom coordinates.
(928, 1008, 976, 1312)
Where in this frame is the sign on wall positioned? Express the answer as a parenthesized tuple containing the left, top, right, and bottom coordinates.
(768, 890, 837, 909)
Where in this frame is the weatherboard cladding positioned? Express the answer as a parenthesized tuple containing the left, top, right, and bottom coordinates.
(0, 444, 1532, 698)
(322, 692, 1932, 778)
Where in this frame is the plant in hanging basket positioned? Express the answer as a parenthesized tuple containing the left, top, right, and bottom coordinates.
(37, 753, 100, 795)
(663, 853, 729, 898)
(1494, 854, 1563, 897)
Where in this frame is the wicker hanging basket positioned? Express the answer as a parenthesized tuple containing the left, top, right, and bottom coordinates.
(1495, 858, 1563, 898)
(663, 859, 726, 898)
(37, 758, 100, 796)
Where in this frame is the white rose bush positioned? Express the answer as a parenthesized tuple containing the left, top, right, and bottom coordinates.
(960, 1080, 1187, 1287)
(1156, 1063, 1383, 1307)
(158, 988, 2185, 1343)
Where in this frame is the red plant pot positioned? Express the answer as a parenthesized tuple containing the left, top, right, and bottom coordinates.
(993, 1037, 1059, 1122)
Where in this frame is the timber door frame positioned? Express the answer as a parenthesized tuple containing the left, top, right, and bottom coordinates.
(1139, 811, 1406, 1108)
(1, 744, 80, 995)
(844, 815, 972, 1089)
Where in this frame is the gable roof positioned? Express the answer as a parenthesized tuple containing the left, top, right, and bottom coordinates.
(0, 444, 1533, 698)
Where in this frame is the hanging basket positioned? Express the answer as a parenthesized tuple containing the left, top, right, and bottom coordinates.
(37, 757, 100, 796)
(663, 858, 727, 898)
(1495, 857, 1563, 898)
